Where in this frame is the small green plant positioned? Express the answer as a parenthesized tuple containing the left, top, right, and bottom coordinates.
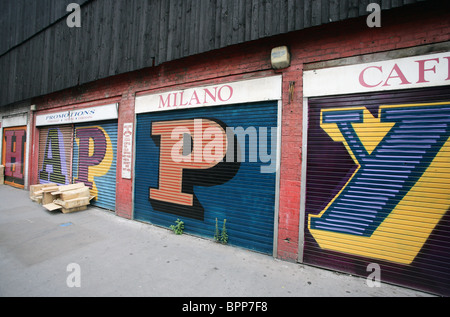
(170, 219, 184, 235)
(214, 218, 220, 242)
(214, 218, 228, 244)
(220, 219, 228, 244)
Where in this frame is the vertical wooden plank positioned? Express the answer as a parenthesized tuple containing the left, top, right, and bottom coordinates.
(250, 0, 258, 41)
(237, 0, 246, 43)
(328, 0, 340, 22)
(126, 0, 137, 72)
(177, 0, 186, 59)
(6, 50, 15, 103)
(297, 0, 306, 31)
(45, 26, 54, 93)
(165, 0, 175, 62)
(109, 0, 121, 75)
(61, 15, 71, 90)
(0, 1, 9, 54)
(194, 0, 202, 55)
(30, 35, 38, 100)
(230, 0, 239, 44)
(213, 0, 220, 50)
(257, 0, 265, 39)
(117, 0, 130, 75)
(348, 0, 360, 18)
(40, 27, 50, 95)
(271, 0, 281, 36)
(80, 1, 93, 83)
(158, 0, 169, 64)
(180, 0, 190, 57)
(150, 0, 161, 66)
(98, 0, 111, 79)
(143, 0, 152, 69)
(221, 0, 229, 47)
(311, 0, 322, 26)
(198, 0, 211, 54)
(197, 0, 205, 54)
(136, 0, 148, 70)
(339, 0, 349, 20)
(321, 0, 330, 24)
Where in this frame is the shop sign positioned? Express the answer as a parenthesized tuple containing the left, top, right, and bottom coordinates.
(121, 123, 133, 179)
(304, 52, 450, 97)
(36, 104, 118, 126)
(135, 76, 282, 114)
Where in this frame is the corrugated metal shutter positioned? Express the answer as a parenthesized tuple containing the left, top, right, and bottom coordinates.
(2, 126, 27, 189)
(38, 125, 73, 186)
(134, 101, 278, 254)
(72, 120, 117, 211)
(303, 86, 450, 296)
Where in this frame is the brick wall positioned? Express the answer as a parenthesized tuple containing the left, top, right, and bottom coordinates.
(30, 2, 450, 261)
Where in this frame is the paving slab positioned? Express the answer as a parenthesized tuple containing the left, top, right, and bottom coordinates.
(0, 185, 435, 298)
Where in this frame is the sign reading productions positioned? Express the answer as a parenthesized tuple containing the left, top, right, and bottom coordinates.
(36, 104, 118, 126)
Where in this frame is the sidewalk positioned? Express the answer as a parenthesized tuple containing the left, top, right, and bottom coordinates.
(0, 185, 434, 297)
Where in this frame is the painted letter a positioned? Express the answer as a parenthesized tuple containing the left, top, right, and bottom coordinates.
(39, 128, 69, 185)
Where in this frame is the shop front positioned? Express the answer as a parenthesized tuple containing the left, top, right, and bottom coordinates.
(301, 51, 450, 295)
(134, 76, 282, 255)
(34, 103, 119, 211)
(0, 105, 31, 189)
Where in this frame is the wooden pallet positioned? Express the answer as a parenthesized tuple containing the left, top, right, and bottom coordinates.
(30, 183, 95, 213)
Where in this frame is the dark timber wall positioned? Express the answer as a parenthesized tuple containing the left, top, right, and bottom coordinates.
(0, 0, 429, 107)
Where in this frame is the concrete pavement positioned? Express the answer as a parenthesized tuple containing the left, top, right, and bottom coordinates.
(0, 185, 435, 297)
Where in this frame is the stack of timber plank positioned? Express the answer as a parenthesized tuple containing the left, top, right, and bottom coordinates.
(30, 183, 94, 213)
(30, 183, 57, 204)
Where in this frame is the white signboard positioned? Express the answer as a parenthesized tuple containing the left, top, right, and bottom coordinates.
(135, 76, 282, 114)
(304, 52, 450, 97)
(121, 123, 133, 179)
(2, 112, 28, 128)
(36, 103, 118, 126)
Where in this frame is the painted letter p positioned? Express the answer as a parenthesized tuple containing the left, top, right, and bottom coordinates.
(149, 118, 239, 220)
(74, 126, 113, 199)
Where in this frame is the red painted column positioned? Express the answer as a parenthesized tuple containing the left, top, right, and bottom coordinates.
(114, 92, 135, 219)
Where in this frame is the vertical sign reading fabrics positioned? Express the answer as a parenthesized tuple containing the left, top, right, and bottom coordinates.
(134, 101, 278, 254)
(2, 126, 27, 188)
(304, 88, 450, 296)
(72, 121, 117, 210)
(121, 123, 133, 179)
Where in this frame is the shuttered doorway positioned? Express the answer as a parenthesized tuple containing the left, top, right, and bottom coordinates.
(72, 120, 118, 211)
(302, 86, 450, 296)
(2, 126, 27, 188)
(38, 125, 73, 186)
(134, 101, 279, 254)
